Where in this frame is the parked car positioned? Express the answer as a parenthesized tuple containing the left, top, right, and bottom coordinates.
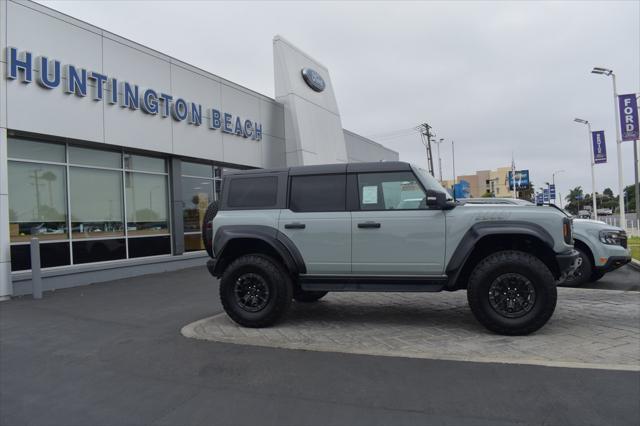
(460, 198, 632, 286)
(203, 162, 580, 335)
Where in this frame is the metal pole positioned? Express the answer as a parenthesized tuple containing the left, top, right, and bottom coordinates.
(30, 237, 42, 299)
(634, 138, 639, 219)
(587, 122, 598, 220)
(436, 138, 443, 182)
(611, 73, 625, 225)
(451, 140, 456, 184)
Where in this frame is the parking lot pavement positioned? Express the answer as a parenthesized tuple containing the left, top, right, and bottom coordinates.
(1, 265, 639, 426)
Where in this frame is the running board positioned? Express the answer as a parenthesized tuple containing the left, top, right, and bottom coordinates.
(299, 275, 447, 292)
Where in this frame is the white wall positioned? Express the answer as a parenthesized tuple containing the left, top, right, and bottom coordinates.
(344, 130, 399, 163)
(2, 0, 286, 169)
(273, 35, 348, 166)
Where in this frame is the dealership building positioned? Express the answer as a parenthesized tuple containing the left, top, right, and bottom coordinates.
(0, 0, 398, 298)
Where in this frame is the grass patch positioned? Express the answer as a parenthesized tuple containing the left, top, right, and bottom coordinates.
(629, 236, 640, 261)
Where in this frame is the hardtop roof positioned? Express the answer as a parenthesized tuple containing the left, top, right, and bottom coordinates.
(225, 161, 413, 176)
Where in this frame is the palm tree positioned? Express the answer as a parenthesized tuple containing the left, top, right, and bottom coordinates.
(565, 186, 584, 214)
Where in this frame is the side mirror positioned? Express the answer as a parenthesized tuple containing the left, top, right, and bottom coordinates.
(425, 190, 447, 209)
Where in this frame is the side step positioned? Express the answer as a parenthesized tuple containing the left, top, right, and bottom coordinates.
(299, 275, 447, 292)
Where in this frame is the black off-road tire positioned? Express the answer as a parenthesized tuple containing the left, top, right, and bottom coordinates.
(293, 289, 328, 303)
(560, 247, 591, 287)
(589, 270, 605, 282)
(219, 254, 292, 328)
(201, 202, 218, 258)
(467, 250, 557, 336)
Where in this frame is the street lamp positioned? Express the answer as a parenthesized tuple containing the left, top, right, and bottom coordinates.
(552, 169, 565, 206)
(574, 118, 598, 220)
(591, 66, 624, 225)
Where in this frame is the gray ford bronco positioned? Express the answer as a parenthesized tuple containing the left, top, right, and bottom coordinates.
(203, 162, 580, 335)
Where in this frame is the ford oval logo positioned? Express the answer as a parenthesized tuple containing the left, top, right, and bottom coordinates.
(301, 68, 326, 92)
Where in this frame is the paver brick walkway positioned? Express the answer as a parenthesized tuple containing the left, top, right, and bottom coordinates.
(182, 288, 640, 370)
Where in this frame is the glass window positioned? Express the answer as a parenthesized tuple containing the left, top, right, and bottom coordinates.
(8, 161, 68, 242)
(184, 233, 205, 252)
(69, 167, 124, 238)
(181, 177, 214, 233)
(128, 236, 171, 258)
(124, 153, 166, 173)
(182, 162, 213, 178)
(125, 172, 169, 236)
(10, 242, 71, 271)
(72, 239, 126, 264)
(228, 176, 278, 209)
(68, 146, 121, 169)
(357, 172, 426, 211)
(8, 138, 65, 163)
(289, 174, 346, 212)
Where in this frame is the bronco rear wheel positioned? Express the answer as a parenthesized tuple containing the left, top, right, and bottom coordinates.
(219, 254, 292, 328)
(467, 250, 557, 336)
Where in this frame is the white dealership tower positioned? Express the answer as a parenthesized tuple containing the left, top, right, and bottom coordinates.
(273, 35, 348, 166)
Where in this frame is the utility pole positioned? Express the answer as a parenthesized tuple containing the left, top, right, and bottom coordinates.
(418, 123, 435, 177)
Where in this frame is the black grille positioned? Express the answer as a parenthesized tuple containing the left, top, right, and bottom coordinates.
(620, 232, 628, 249)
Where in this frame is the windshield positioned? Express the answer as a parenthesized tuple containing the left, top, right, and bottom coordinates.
(412, 165, 453, 200)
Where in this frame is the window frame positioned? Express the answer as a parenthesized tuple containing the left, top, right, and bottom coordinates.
(287, 173, 347, 213)
(7, 137, 173, 271)
(353, 171, 430, 212)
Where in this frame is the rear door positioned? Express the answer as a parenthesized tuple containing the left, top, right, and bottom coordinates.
(278, 173, 351, 274)
(350, 171, 446, 275)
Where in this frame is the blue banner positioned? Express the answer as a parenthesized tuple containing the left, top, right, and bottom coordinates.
(536, 193, 543, 205)
(508, 170, 530, 190)
(543, 188, 550, 203)
(619, 93, 639, 141)
(591, 131, 607, 164)
(549, 184, 556, 200)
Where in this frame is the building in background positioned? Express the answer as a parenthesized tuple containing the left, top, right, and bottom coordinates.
(441, 166, 513, 198)
(0, 0, 398, 297)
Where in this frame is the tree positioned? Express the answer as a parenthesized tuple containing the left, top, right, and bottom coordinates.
(603, 188, 614, 198)
(565, 186, 584, 214)
(481, 191, 494, 198)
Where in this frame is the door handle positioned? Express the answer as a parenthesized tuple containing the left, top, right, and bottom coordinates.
(357, 221, 381, 229)
(284, 223, 306, 229)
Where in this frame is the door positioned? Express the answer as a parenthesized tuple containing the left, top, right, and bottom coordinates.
(278, 173, 351, 274)
(351, 171, 446, 275)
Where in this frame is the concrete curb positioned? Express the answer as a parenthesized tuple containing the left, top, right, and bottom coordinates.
(629, 259, 640, 272)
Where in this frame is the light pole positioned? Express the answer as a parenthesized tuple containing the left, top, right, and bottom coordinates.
(574, 118, 598, 220)
(552, 169, 565, 206)
(591, 67, 624, 226)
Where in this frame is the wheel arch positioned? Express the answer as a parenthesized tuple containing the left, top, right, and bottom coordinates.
(446, 222, 559, 289)
(212, 225, 306, 278)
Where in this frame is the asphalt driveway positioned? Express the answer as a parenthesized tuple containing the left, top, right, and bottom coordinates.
(1, 265, 639, 426)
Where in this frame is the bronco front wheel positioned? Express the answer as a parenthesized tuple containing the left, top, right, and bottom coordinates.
(467, 250, 557, 336)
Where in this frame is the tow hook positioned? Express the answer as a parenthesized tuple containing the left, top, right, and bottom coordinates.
(558, 252, 582, 284)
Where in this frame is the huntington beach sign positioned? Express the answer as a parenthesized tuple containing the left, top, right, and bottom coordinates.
(6, 47, 263, 141)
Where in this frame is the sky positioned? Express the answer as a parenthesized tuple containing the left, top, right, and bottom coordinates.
(37, 0, 640, 201)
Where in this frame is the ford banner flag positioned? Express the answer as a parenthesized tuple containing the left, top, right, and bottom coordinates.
(591, 130, 607, 164)
(619, 93, 639, 141)
(536, 193, 543, 206)
(543, 188, 550, 203)
(549, 184, 556, 200)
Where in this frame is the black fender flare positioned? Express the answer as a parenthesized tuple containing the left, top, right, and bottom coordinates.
(212, 225, 306, 276)
(445, 221, 555, 288)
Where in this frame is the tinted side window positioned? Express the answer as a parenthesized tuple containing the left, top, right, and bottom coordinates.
(289, 174, 346, 212)
(357, 172, 426, 211)
(228, 176, 278, 208)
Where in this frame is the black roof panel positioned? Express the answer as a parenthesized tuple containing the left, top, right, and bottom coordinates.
(225, 161, 413, 176)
